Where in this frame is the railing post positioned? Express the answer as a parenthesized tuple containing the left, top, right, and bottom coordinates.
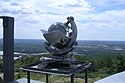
(0, 16, 14, 83)
(27, 71, 30, 83)
(46, 74, 49, 83)
(85, 69, 88, 83)
(71, 74, 74, 83)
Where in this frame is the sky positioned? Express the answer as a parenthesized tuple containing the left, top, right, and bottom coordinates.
(0, 0, 125, 41)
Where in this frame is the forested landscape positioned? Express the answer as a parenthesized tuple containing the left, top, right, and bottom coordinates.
(1, 54, 124, 82)
(0, 39, 125, 82)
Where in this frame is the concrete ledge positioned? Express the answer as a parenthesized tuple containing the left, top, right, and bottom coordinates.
(94, 71, 125, 83)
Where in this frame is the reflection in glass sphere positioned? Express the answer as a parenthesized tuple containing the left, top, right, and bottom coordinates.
(48, 22, 66, 35)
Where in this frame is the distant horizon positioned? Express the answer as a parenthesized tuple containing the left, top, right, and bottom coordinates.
(0, 38, 125, 42)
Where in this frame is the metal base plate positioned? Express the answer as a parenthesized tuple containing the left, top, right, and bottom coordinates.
(22, 57, 90, 76)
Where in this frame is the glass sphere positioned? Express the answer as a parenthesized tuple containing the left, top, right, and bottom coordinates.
(48, 22, 66, 35)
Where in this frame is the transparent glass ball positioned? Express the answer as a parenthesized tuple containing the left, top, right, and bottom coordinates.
(48, 22, 66, 35)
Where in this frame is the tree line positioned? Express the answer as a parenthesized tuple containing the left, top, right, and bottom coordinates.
(0, 53, 125, 80)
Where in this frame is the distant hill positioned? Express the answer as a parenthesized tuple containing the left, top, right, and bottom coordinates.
(0, 39, 46, 54)
(0, 39, 125, 57)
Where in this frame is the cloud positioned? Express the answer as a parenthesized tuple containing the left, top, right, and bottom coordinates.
(10, 2, 20, 6)
(0, 1, 33, 16)
(1, 0, 10, 1)
(0, 0, 125, 40)
(76, 9, 125, 30)
(24, 20, 40, 24)
(1, 8, 32, 15)
(73, 8, 125, 40)
(48, 0, 94, 15)
(88, 0, 125, 11)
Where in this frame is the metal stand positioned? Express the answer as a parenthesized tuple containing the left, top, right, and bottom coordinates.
(26, 69, 89, 83)
(22, 59, 90, 83)
(22, 63, 90, 83)
(71, 74, 74, 83)
(46, 74, 49, 83)
(85, 69, 88, 83)
(27, 71, 30, 83)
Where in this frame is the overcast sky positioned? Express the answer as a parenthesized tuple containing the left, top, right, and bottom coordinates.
(0, 0, 125, 41)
